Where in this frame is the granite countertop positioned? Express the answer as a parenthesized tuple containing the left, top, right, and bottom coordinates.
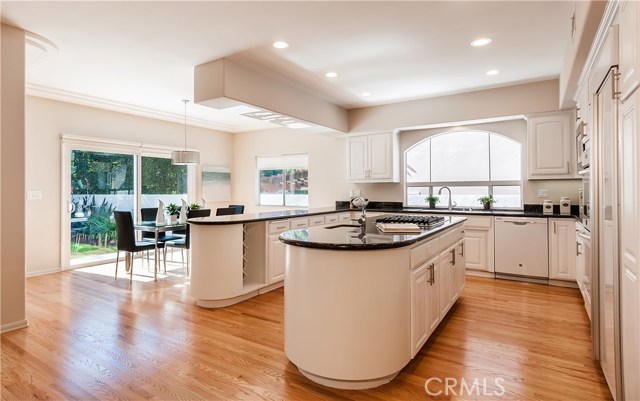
(188, 202, 578, 225)
(279, 216, 466, 250)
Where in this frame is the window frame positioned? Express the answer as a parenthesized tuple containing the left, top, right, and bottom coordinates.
(256, 154, 309, 207)
(404, 130, 524, 210)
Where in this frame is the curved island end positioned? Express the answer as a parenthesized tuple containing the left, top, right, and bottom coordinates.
(280, 215, 466, 390)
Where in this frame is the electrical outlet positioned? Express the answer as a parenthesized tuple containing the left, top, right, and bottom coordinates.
(26, 190, 42, 200)
(537, 189, 549, 198)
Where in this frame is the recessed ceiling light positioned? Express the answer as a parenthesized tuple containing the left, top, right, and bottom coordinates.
(273, 41, 289, 49)
(486, 69, 500, 76)
(471, 38, 492, 47)
(361, 92, 371, 97)
(325, 72, 338, 78)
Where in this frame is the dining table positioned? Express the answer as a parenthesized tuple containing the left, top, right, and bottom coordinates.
(134, 220, 187, 280)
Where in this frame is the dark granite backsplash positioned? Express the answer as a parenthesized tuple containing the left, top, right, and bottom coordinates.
(523, 204, 579, 216)
(335, 200, 404, 210)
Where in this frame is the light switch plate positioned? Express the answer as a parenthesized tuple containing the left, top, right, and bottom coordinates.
(537, 189, 549, 198)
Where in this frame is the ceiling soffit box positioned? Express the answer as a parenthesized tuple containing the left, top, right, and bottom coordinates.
(194, 58, 349, 133)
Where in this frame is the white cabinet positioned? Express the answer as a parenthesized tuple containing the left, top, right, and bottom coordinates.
(439, 246, 453, 319)
(620, 90, 640, 401)
(455, 239, 466, 294)
(576, 222, 592, 320)
(347, 132, 399, 182)
(308, 215, 325, 227)
(527, 112, 575, 179)
(410, 253, 439, 358)
(339, 212, 351, 222)
(548, 219, 576, 281)
(267, 220, 290, 284)
(620, 0, 640, 100)
(325, 214, 340, 225)
(289, 217, 309, 229)
(461, 216, 494, 273)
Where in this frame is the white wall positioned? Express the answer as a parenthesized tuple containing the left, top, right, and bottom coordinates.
(25, 96, 234, 276)
(232, 127, 348, 213)
(350, 119, 580, 205)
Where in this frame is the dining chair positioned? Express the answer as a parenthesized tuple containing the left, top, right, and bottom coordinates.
(228, 204, 245, 214)
(139, 207, 180, 266)
(216, 207, 237, 216)
(114, 211, 163, 282)
(164, 208, 211, 276)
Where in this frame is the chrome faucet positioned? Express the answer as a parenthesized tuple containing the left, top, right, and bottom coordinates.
(438, 187, 457, 211)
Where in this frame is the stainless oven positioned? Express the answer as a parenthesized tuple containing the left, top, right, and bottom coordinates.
(578, 168, 590, 231)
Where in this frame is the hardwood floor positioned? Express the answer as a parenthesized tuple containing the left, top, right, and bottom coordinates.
(2, 262, 612, 400)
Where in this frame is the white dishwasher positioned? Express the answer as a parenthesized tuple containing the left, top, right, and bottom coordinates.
(495, 217, 549, 278)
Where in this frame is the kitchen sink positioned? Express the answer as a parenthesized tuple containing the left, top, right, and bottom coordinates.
(325, 224, 362, 229)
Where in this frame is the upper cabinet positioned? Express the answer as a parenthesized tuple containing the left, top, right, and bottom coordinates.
(527, 111, 576, 179)
(620, 0, 640, 101)
(347, 132, 399, 182)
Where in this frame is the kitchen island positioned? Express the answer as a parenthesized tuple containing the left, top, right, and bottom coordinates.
(280, 215, 466, 389)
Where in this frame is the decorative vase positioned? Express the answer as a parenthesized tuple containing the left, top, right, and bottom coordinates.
(483, 203, 491, 210)
(170, 215, 177, 223)
(429, 201, 436, 209)
(179, 199, 188, 223)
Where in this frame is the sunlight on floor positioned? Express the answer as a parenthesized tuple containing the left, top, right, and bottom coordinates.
(76, 252, 190, 284)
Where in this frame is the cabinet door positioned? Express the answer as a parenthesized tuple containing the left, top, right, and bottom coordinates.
(368, 133, 392, 180)
(268, 235, 286, 283)
(620, 91, 640, 401)
(548, 219, 577, 281)
(347, 136, 367, 180)
(448, 247, 459, 304)
(464, 229, 492, 272)
(439, 248, 452, 319)
(527, 113, 573, 178)
(620, 0, 640, 100)
(427, 257, 440, 335)
(457, 239, 466, 294)
(410, 264, 429, 358)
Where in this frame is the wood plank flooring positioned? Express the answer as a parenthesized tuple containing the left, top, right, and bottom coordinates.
(2, 263, 612, 400)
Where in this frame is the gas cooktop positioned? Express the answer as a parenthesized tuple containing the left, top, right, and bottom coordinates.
(375, 215, 446, 229)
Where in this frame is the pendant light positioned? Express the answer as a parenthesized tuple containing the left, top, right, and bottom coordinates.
(171, 99, 200, 165)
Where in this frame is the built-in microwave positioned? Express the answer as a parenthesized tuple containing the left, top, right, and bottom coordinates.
(578, 168, 590, 231)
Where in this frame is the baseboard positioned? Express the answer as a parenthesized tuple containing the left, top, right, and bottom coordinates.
(1, 319, 29, 334)
(465, 270, 495, 278)
(26, 268, 61, 278)
(548, 279, 579, 288)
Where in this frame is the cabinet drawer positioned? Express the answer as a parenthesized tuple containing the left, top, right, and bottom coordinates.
(309, 216, 325, 227)
(339, 212, 351, 222)
(290, 218, 309, 229)
(411, 238, 440, 268)
(464, 216, 493, 229)
(268, 220, 291, 234)
(440, 227, 462, 250)
(325, 215, 340, 224)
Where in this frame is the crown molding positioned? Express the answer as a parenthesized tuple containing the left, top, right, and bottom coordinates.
(25, 83, 268, 133)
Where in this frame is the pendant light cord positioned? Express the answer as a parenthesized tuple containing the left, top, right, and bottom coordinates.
(182, 99, 189, 150)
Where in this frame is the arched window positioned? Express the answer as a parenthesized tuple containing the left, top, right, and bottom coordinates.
(405, 131, 522, 209)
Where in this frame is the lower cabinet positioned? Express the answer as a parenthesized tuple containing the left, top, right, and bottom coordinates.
(410, 227, 465, 359)
(267, 220, 291, 284)
(548, 218, 577, 281)
(460, 216, 494, 273)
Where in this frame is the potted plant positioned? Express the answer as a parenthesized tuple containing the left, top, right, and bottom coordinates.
(425, 195, 440, 209)
(188, 203, 201, 210)
(165, 202, 180, 222)
(478, 195, 496, 210)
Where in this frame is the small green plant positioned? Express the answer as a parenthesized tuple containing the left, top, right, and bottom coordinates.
(478, 195, 496, 205)
(425, 195, 440, 204)
(188, 203, 201, 210)
(166, 203, 180, 216)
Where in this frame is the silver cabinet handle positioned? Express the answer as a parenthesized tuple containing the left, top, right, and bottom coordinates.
(460, 242, 465, 257)
(553, 221, 556, 234)
(428, 263, 435, 285)
(451, 248, 456, 265)
(577, 241, 582, 256)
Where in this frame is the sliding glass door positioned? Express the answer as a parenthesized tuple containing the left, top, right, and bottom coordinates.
(61, 139, 194, 269)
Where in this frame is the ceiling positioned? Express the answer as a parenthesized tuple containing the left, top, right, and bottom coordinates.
(3, 1, 574, 133)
